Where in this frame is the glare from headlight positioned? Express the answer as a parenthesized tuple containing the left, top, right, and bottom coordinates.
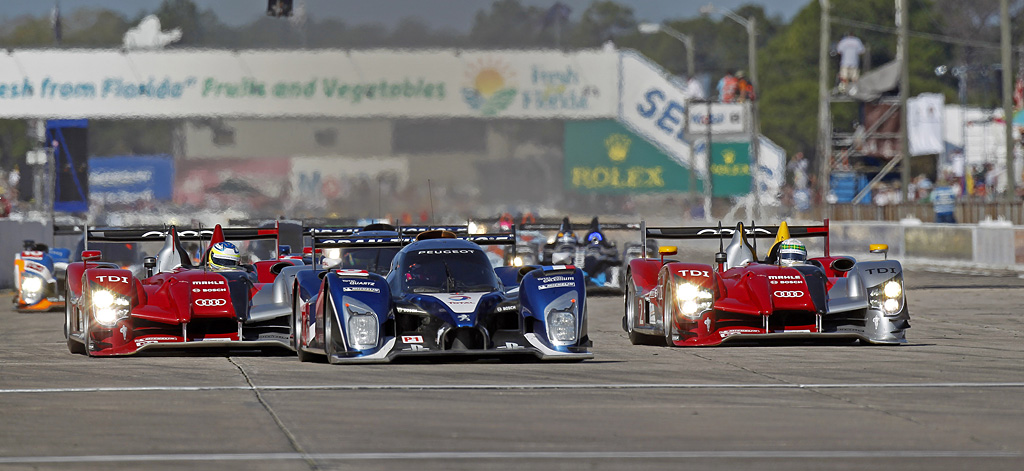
(675, 282, 713, 319)
(675, 282, 699, 302)
(93, 290, 115, 309)
(512, 256, 523, 267)
(21, 276, 44, 293)
(883, 281, 901, 298)
(882, 298, 900, 314)
(91, 289, 131, 326)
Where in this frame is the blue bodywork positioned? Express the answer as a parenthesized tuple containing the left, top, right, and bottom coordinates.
(295, 232, 593, 364)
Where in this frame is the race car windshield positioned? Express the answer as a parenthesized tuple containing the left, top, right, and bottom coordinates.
(400, 249, 499, 293)
(337, 248, 399, 275)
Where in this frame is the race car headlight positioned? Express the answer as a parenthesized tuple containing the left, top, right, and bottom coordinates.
(345, 304, 378, 349)
(21, 276, 44, 294)
(869, 276, 904, 315)
(675, 282, 713, 320)
(546, 300, 578, 344)
(92, 289, 131, 326)
(512, 256, 524, 267)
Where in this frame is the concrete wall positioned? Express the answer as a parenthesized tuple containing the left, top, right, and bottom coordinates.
(831, 221, 1022, 270)
(0, 220, 48, 289)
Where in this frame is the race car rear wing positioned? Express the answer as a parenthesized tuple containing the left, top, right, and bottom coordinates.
(640, 220, 831, 257)
(520, 222, 640, 232)
(308, 225, 515, 270)
(78, 224, 282, 258)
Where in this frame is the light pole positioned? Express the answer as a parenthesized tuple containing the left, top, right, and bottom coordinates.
(637, 23, 695, 79)
(701, 3, 760, 220)
(638, 22, 701, 200)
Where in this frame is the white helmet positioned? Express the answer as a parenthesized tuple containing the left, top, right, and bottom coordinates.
(778, 239, 807, 266)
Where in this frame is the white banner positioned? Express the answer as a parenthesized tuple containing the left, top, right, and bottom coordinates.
(908, 93, 944, 156)
(617, 51, 749, 175)
(0, 49, 617, 119)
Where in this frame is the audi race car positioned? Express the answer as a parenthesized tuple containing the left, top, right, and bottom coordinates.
(291, 226, 593, 364)
(13, 240, 71, 312)
(64, 223, 300, 356)
(623, 220, 910, 346)
(524, 217, 639, 293)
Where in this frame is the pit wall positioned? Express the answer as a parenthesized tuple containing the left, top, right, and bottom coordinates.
(830, 221, 1020, 271)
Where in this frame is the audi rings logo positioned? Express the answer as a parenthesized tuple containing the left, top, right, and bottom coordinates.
(773, 291, 805, 298)
(194, 298, 227, 307)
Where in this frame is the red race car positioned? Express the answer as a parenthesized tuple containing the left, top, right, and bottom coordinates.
(64, 223, 299, 356)
(624, 220, 910, 347)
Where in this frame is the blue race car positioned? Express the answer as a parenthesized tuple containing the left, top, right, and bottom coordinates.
(291, 226, 593, 364)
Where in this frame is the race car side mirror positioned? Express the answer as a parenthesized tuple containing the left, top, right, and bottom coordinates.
(659, 246, 677, 264)
(143, 257, 157, 278)
(869, 244, 889, 260)
(81, 250, 102, 262)
(714, 251, 727, 270)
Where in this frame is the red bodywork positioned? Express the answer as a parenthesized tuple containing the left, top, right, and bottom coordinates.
(65, 223, 292, 356)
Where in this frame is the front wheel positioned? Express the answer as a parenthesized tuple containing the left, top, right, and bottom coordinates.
(65, 287, 86, 355)
(624, 279, 656, 346)
(293, 299, 315, 363)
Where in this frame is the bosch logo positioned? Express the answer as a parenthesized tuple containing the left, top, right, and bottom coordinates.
(194, 298, 227, 307)
(773, 291, 805, 298)
(96, 275, 129, 284)
(448, 295, 471, 301)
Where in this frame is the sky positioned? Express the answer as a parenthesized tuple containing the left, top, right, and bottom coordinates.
(1, 0, 806, 31)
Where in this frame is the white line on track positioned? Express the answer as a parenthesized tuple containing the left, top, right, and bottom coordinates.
(1, 382, 1023, 394)
(0, 450, 1019, 464)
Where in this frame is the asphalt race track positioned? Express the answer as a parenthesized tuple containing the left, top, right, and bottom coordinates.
(1, 268, 1022, 471)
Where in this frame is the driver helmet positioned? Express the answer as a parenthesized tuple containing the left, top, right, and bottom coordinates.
(208, 241, 241, 270)
(557, 231, 576, 244)
(586, 231, 604, 244)
(778, 239, 807, 266)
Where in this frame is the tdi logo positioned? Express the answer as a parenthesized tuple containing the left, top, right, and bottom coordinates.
(678, 269, 710, 278)
(865, 267, 899, 275)
(773, 291, 804, 298)
(96, 275, 129, 284)
(194, 298, 227, 307)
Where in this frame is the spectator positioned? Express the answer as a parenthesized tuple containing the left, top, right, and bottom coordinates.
(735, 70, 755, 102)
(931, 179, 957, 223)
(716, 70, 738, 103)
(684, 75, 705, 100)
(787, 152, 809, 189)
(835, 32, 865, 93)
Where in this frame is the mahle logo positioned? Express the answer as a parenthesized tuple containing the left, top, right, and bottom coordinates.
(462, 58, 517, 116)
(604, 133, 631, 162)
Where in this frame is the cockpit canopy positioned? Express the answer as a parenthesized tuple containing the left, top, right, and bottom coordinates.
(393, 248, 499, 294)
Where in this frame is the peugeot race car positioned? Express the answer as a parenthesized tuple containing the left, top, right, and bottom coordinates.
(623, 220, 910, 346)
(13, 241, 71, 311)
(524, 217, 639, 292)
(292, 226, 593, 363)
(64, 223, 299, 356)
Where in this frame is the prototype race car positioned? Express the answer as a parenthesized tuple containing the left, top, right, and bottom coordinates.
(524, 217, 639, 292)
(64, 223, 299, 356)
(13, 240, 71, 311)
(292, 226, 593, 363)
(623, 220, 910, 346)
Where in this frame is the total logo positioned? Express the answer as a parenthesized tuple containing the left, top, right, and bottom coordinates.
(448, 295, 471, 301)
(773, 291, 805, 298)
(194, 298, 227, 307)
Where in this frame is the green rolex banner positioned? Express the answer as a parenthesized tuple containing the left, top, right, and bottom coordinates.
(710, 142, 751, 197)
(564, 120, 697, 194)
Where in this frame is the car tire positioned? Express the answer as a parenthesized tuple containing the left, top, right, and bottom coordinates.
(324, 294, 338, 364)
(624, 277, 653, 345)
(293, 297, 315, 363)
(65, 287, 86, 355)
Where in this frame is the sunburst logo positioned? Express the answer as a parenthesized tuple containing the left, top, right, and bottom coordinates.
(462, 58, 517, 116)
(604, 134, 631, 162)
(723, 148, 736, 164)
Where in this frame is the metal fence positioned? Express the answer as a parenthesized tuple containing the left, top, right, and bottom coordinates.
(828, 202, 1024, 224)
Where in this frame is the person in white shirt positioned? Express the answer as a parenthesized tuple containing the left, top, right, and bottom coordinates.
(835, 32, 865, 93)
